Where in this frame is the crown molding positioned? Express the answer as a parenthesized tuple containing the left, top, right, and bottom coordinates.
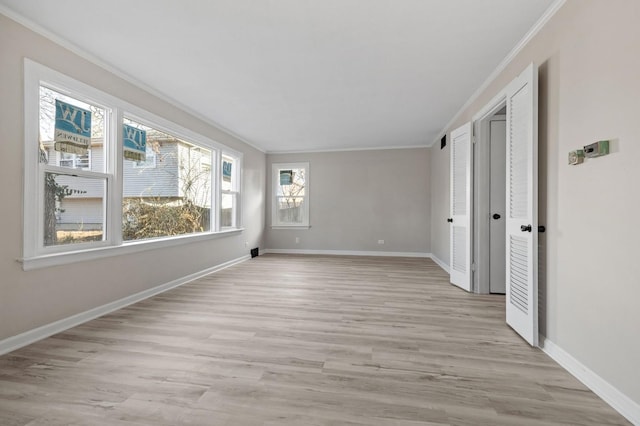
(0, 6, 266, 154)
(430, 0, 567, 147)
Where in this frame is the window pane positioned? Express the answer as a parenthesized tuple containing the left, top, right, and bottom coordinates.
(39, 86, 105, 172)
(222, 156, 235, 191)
(277, 168, 305, 197)
(44, 172, 105, 247)
(277, 196, 305, 224)
(122, 119, 212, 241)
(221, 193, 236, 228)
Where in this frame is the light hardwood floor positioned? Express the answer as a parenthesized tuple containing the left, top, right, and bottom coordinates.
(0, 255, 630, 425)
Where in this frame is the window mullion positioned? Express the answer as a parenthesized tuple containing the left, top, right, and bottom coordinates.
(214, 149, 221, 232)
(35, 167, 45, 254)
(110, 107, 123, 246)
(235, 157, 242, 228)
(41, 165, 110, 180)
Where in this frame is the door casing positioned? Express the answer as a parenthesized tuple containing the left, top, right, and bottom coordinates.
(468, 63, 539, 346)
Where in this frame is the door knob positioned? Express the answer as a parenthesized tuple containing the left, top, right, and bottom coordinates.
(492, 213, 501, 220)
(447, 218, 453, 223)
(538, 225, 546, 233)
(521, 224, 532, 232)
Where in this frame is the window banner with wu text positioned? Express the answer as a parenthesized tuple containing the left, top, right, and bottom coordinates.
(123, 124, 146, 162)
(54, 99, 91, 155)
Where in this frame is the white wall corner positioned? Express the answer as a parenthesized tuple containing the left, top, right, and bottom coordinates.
(429, 254, 450, 274)
(540, 337, 640, 425)
(0, 254, 251, 356)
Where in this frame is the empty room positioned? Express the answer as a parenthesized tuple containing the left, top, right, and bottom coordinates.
(0, 0, 638, 425)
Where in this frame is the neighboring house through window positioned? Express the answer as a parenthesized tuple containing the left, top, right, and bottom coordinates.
(132, 144, 157, 169)
(122, 118, 214, 241)
(58, 151, 91, 170)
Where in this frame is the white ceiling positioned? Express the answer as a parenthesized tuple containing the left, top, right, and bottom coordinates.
(1, 0, 556, 152)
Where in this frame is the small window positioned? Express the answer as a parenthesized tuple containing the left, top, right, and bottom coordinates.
(221, 154, 241, 228)
(272, 162, 309, 228)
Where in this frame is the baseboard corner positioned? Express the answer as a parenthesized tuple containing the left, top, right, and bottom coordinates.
(428, 254, 450, 274)
(540, 336, 640, 425)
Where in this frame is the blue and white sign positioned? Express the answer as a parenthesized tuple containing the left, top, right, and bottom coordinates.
(54, 99, 92, 155)
(123, 124, 147, 162)
(279, 169, 293, 185)
(223, 160, 232, 182)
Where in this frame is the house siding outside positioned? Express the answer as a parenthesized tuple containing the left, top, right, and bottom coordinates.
(44, 139, 187, 228)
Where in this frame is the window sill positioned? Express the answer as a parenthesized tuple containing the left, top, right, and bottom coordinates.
(20, 228, 244, 271)
(271, 225, 311, 230)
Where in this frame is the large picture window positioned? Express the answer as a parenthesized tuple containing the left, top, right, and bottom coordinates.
(271, 162, 309, 228)
(23, 60, 243, 270)
(122, 118, 212, 241)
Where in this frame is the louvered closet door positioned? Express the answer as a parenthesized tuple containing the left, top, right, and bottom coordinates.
(505, 63, 538, 346)
(449, 122, 472, 292)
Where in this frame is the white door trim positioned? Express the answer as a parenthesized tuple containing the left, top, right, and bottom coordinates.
(471, 63, 539, 346)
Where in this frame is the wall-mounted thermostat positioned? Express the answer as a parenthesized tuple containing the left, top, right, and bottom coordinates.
(583, 140, 609, 158)
(568, 149, 584, 165)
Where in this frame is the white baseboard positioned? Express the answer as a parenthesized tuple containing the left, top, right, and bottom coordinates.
(263, 248, 430, 258)
(0, 254, 250, 356)
(429, 254, 450, 274)
(540, 337, 639, 425)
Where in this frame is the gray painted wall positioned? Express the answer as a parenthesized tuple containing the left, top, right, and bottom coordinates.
(265, 148, 431, 254)
(0, 14, 265, 341)
(430, 0, 640, 406)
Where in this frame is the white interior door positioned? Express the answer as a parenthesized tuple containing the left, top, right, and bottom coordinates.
(449, 122, 472, 292)
(505, 63, 538, 346)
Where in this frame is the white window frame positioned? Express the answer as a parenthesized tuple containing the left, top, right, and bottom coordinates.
(23, 59, 243, 270)
(220, 153, 242, 229)
(271, 162, 310, 229)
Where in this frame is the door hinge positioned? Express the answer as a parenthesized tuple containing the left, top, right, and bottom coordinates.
(471, 262, 476, 271)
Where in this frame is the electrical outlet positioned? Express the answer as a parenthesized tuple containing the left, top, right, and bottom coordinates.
(378, 239, 384, 245)
(245, 241, 249, 247)
(295, 237, 300, 244)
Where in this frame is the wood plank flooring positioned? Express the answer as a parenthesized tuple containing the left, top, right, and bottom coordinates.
(0, 254, 630, 425)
